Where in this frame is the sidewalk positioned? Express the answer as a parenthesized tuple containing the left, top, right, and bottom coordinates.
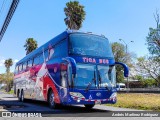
(0, 91, 17, 101)
(0, 91, 23, 108)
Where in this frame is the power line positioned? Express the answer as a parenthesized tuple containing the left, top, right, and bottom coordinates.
(0, 0, 20, 42)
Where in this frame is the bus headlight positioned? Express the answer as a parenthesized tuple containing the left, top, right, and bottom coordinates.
(110, 92, 117, 99)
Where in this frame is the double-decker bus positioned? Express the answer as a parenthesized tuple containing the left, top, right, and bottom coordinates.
(14, 30, 129, 109)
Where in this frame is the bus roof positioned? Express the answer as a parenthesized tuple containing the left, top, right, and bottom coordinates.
(16, 30, 107, 65)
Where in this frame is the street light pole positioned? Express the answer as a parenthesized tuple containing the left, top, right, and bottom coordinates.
(119, 39, 133, 91)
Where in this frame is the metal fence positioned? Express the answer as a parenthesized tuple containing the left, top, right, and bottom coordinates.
(118, 88, 160, 93)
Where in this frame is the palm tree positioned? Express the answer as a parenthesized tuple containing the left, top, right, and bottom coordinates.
(4, 59, 13, 92)
(0, 74, 3, 84)
(24, 38, 38, 55)
(64, 1, 86, 30)
(4, 58, 13, 73)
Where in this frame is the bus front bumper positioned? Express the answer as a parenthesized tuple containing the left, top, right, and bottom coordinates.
(65, 97, 117, 105)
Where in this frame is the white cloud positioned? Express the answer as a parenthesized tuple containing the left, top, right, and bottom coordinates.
(0, 57, 5, 67)
(14, 59, 19, 63)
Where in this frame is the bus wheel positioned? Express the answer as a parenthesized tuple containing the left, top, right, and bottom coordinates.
(48, 90, 57, 109)
(21, 90, 25, 102)
(84, 104, 95, 109)
(18, 90, 22, 102)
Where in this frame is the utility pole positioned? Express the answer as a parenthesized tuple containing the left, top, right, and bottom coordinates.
(119, 39, 134, 92)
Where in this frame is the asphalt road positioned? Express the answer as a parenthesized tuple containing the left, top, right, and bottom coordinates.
(0, 91, 159, 120)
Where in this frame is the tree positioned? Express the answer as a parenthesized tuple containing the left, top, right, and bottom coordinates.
(141, 79, 156, 88)
(0, 73, 14, 91)
(0, 74, 4, 83)
(145, 11, 160, 87)
(24, 38, 38, 55)
(4, 58, 13, 92)
(146, 11, 160, 59)
(111, 42, 133, 82)
(112, 42, 125, 82)
(4, 58, 13, 73)
(134, 75, 143, 81)
(137, 57, 160, 87)
(64, 1, 86, 30)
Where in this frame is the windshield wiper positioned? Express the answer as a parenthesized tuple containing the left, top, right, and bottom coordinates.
(98, 70, 110, 91)
(98, 70, 101, 88)
(85, 71, 96, 92)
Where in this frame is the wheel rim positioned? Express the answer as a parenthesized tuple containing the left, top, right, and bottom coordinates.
(18, 92, 21, 100)
(50, 92, 54, 106)
(21, 91, 24, 101)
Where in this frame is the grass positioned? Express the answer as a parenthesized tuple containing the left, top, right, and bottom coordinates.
(7, 90, 14, 94)
(107, 93, 160, 111)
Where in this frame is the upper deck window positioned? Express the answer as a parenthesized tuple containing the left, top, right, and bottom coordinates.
(69, 33, 114, 58)
(19, 64, 22, 71)
(27, 59, 33, 67)
(15, 66, 19, 74)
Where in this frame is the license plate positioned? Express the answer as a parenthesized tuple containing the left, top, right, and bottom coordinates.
(95, 100, 101, 104)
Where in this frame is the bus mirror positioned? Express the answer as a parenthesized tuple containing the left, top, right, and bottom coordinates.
(62, 57, 77, 75)
(72, 74, 76, 78)
(115, 62, 129, 77)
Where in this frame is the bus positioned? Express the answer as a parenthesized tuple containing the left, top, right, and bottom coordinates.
(14, 30, 129, 109)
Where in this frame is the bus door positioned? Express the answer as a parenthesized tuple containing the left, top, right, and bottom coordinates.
(60, 63, 69, 102)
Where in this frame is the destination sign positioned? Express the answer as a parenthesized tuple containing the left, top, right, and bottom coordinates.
(71, 56, 115, 65)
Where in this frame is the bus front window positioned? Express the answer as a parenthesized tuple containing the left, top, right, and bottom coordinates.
(69, 33, 114, 58)
(97, 65, 116, 89)
(74, 64, 96, 89)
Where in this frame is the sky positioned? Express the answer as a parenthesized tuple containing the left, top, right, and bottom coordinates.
(0, 0, 159, 73)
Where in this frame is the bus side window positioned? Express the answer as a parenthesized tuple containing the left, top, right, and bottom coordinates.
(44, 50, 49, 60)
(19, 64, 22, 72)
(39, 53, 44, 64)
(23, 62, 27, 70)
(22, 64, 23, 71)
(15, 66, 18, 74)
(33, 56, 40, 65)
(26, 60, 29, 69)
(28, 59, 33, 68)
(31, 58, 34, 66)
(31, 58, 35, 66)
(17, 65, 19, 72)
(27, 60, 30, 68)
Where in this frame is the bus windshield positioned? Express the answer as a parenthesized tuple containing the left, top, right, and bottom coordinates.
(69, 33, 114, 58)
(73, 64, 116, 89)
(97, 65, 116, 89)
(74, 64, 97, 89)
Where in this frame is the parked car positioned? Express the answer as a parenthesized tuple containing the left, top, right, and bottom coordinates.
(116, 83, 126, 91)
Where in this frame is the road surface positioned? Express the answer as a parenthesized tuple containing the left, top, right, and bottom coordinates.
(0, 91, 159, 120)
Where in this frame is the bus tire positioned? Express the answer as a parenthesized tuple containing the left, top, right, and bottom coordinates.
(18, 90, 22, 102)
(21, 90, 25, 102)
(48, 90, 57, 109)
(84, 104, 95, 109)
